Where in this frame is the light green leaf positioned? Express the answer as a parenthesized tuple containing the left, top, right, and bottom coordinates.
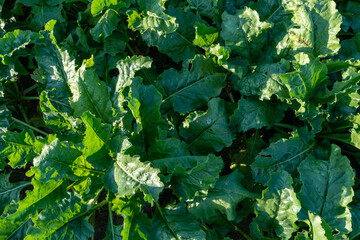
(127, 9, 178, 35)
(193, 22, 219, 47)
(179, 98, 232, 154)
(230, 97, 286, 132)
(252, 171, 301, 240)
(283, 0, 342, 57)
(91, 0, 130, 16)
(32, 139, 83, 182)
(188, 170, 259, 222)
(150, 203, 206, 240)
(220, 7, 271, 61)
(0, 130, 35, 168)
(308, 212, 334, 240)
(298, 144, 355, 234)
(251, 127, 315, 184)
(90, 9, 121, 42)
(158, 55, 226, 114)
(280, 54, 328, 101)
(0, 214, 33, 240)
(25, 193, 94, 240)
(68, 65, 113, 123)
(153, 154, 223, 200)
(0, 173, 30, 215)
(104, 154, 164, 203)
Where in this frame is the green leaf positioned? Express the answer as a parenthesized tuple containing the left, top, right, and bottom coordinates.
(104, 154, 164, 203)
(153, 154, 223, 200)
(158, 55, 227, 114)
(252, 171, 301, 240)
(193, 22, 219, 47)
(234, 60, 290, 100)
(230, 97, 286, 132)
(0, 105, 11, 135)
(188, 170, 259, 222)
(30, 4, 65, 31)
(350, 203, 360, 240)
(0, 214, 33, 240)
(68, 64, 113, 123)
(82, 111, 112, 170)
(150, 203, 206, 240)
(32, 138, 83, 182)
(220, 7, 271, 61)
(298, 144, 355, 234)
(339, 33, 360, 61)
(35, 39, 74, 112)
(251, 127, 315, 184)
(127, 78, 164, 144)
(112, 197, 151, 240)
(0, 173, 30, 215)
(187, 0, 218, 17)
(139, 8, 198, 63)
(91, 0, 130, 16)
(280, 54, 328, 101)
(127, 9, 178, 35)
(25, 193, 94, 240)
(308, 212, 334, 240)
(283, 0, 342, 57)
(90, 9, 121, 42)
(0, 130, 35, 168)
(0, 30, 37, 57)
(179, 98, 232, 154)
(6, 178, 67, 223)
(147, 138, 190, 160)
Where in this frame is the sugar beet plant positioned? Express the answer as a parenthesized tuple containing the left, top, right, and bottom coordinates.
(1, 0, 360, 239)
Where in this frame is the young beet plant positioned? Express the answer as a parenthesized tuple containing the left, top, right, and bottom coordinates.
(1, 0, 360, 239)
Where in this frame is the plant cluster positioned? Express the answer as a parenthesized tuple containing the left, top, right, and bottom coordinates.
(1, 0, 360, 239)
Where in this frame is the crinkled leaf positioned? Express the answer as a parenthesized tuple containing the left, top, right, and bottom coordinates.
(68, 65, 113, 123)
(188, 170, 258, 222)
(298, 144, 354, 234)
(153, 154, 223, 200)
(150, 203, 206, 240)
(308, 212, 334, 240)
(139, 8, 198, 63)
(187, 0, 218, 17)
(252, 171, 301, 240)
(32, 138, 83, 182)
(230, 97, 286, 132)
(193, 22, 218, 47)
(252, 127, 315, 184)
(0, 130, 35, 168)
(280, 55, 328, 101)
(220, 7, 271, 61)
(90, 9, 121, 42)
(350, 203, 360, 240)
(179, 98, 232, 155)
(25, 193, 93, 240)
(158, 55, 227, 114)
(0, 30, 37, 57)
(104, 154, 164, 202)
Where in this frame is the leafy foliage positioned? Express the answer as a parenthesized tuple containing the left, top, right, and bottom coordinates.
(0, 0, 360, 239)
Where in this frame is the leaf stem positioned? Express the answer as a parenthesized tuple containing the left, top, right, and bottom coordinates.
(155, 202, 180, 240)
(231, 223, 252, 240)
(126, 42, 137, 56)
(21, 96, 39, 101)
(11, 117, 49, 136)
(108, 201, 116, 240)
(273, 123, 297, 129)
(23, 84, 38, 95)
